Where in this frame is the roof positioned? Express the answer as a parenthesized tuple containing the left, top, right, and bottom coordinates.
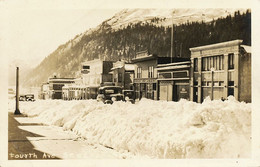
(131, 54, 157, 62)
(190, 39, 243, 52)
(241, 45, 251, 53)
(99, 86, 122, 90)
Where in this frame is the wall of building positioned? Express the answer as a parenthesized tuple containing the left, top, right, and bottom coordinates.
(239, 53, 251, 102)
(134, 59, 157, 78)
(190, 40, 251, 102)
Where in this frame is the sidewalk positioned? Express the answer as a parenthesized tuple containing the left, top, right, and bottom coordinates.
(8, 112, 125, 160)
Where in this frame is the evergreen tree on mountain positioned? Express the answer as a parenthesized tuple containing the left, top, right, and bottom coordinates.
(23, 10, 251, 87)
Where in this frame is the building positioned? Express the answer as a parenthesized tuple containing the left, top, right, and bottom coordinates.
(110, 61, 135, 90)
(156, 58, 191, 101)
(132, 50, 171, 100)
(190, 39, 251, 103)
(40, 82, 50, 99)
(48, 77, 75, 99)
(81, 59, 114, 99)
(62, 77, 87, 100)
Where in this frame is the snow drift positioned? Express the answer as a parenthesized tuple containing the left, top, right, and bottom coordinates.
(16, 97, 251, 158)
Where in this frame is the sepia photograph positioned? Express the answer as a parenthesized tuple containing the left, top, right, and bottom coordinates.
(0, 0, 259, 166)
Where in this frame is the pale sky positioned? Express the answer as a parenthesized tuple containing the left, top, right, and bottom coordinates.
(0, 0, 255, 70)
(1, 1, 121, 68)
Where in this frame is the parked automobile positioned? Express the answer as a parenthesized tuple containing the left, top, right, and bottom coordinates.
(19, 95, 26, 101)
(25, 94, 35, 102)
(122, 90, 135, 104)
(97, 86, 123, 104)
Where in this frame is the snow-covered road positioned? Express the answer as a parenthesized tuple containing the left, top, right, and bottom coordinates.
(8, 97, 251, 159)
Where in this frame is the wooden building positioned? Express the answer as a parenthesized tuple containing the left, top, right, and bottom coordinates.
(81, 59, 114, 99)
(132, 50, 171, 100)
(110, 61, 135, 90)
(48, 77, 75, 99)
(190, 39, 251, 103)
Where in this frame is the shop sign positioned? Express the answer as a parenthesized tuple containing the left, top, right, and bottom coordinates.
(180, 88, 188, 94)
(134, 78, 156, 83)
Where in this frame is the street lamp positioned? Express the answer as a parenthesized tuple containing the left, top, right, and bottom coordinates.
(210, 67, 215, 100)
(14, 67, 21, 115)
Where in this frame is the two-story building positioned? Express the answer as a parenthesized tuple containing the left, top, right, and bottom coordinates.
(110, 61, 135, 90)
(190, 39, 251, 103)
(48, 77, 75, 99)
(132, 50, 171, 100)
(81, 59, 114, 99)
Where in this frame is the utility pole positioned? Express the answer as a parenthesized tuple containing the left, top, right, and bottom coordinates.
(170, 11, 175, 63)
(170, 19, 174, 63)
(14, 67, 21, 115)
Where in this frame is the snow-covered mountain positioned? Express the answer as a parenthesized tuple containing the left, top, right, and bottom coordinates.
(22, 8, 250, 86)
(103, 8, 248, 29)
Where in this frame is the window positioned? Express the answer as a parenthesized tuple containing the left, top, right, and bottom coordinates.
(194, 58, 198, 72)
(228, 53, 234, 69)
(219, 81, 224, 86)
(207, 57, 210, 70)
(148, 66, 154, 78)
(114, 74, 118, 82)
(228, 81, 234, 86)
(202, 57, 207, 71)
(219, 55, 224, 70)
(202, 55, 224, 71)
(118, 73, 122, 82)
(137, 67, 142, 78)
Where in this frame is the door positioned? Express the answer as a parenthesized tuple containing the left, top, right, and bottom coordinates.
(193, 87, 198, 102)
(160, 84, 173, 101)
(174, 84, 189, 101)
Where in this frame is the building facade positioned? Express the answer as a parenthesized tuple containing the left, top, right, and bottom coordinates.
(81, 59, 114, 99)
(48, 77, 75, 99)
(40, 82, 50, 99)
(132, 50, 171, 100)
(156, 58, 191, 101)
(110, 61, 135, 90)
(190, 39, 251, 103)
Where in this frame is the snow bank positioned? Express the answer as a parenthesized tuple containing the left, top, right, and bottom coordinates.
(16, 97, 251, 158)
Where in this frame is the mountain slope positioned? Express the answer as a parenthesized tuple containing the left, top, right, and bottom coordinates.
(22, 9, 251, 87)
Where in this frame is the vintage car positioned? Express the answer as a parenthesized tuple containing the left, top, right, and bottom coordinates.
(25, 94, 35, 101)
(96, 86, 123, 104)
(122, 90, 135, 104)
(19, 95, 26, 101)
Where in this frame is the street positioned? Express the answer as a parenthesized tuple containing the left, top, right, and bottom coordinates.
(8, 112, 128, 160)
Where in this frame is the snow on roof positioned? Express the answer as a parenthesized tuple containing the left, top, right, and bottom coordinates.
(241, 45, 251, 53)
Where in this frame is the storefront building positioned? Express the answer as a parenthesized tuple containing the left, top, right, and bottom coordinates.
(156, 59, 190, 101)
(48, 77, 75, 99)
(81, 59, 114, 99)
(110, 61, 135, 90)
(190, 39, 251, 103)
(132, 50, 171, 100)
